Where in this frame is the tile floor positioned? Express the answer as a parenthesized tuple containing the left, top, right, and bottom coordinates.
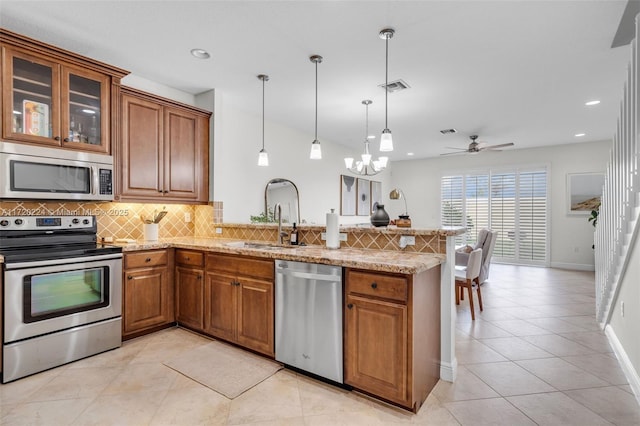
(0, 264, 639, 425)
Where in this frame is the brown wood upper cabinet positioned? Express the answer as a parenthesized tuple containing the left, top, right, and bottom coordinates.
(1, 29, 128, 153)
(119, 87, 211, 203)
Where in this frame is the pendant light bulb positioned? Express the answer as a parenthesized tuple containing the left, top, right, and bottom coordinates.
(309, 55, 323, 160)
(258, 148, 269, 166)
(257, 74, 269, 166)
(345, 157, 354, 169)
(379, 28, 395, 152)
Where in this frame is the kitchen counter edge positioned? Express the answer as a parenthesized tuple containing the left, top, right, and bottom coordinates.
(117, 237, 445, 274)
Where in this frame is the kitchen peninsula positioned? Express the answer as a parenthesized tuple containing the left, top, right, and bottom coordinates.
(117, 224, 464, 412)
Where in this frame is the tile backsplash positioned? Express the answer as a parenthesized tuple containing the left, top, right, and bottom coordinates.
(0, 201, 210, 240)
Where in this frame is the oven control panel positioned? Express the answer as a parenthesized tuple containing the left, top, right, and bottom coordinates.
(0, 216, 94, 230)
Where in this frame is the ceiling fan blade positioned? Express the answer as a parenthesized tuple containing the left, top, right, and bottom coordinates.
(444, 147, 467, 150)
(481, 143, 514, 150)
(440, 151, 467, 156)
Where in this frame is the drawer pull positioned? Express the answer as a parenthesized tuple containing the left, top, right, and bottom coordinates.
(347, 303, 354, 309)
(185, 256, 190, 261)
(197, 275, 202, 280)
(371, 282, 378, 289)
(145, 258, 151, 262)
(127, 275, 133, 280)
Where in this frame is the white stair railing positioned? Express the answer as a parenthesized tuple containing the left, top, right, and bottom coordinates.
(595, 18, 640, 325)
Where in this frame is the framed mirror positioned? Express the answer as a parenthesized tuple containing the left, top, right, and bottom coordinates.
(265, 178, 300, 224)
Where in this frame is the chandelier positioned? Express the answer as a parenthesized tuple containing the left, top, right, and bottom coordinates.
(344, 100, 388, 176)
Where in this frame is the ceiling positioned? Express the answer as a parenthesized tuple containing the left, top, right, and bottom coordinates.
(0, 1, 631, 161)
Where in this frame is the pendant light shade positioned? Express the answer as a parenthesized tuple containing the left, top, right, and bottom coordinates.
(309, 55, 323, 160)
(257, 74, 269, 166)
(379, 28, 395, 152)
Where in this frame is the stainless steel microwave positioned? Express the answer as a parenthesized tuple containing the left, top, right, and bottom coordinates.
(0, 141, 114, 201)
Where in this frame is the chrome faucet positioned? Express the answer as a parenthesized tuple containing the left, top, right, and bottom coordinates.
(275, 203, 286, 245)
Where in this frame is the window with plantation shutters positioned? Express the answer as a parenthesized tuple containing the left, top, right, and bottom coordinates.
(440, 167, 548, 266)
(441, 175, 465, 246)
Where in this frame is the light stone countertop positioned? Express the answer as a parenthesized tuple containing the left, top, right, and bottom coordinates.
(117, 237, 446, 274)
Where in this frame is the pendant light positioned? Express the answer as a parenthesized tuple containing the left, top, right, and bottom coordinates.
(344, 100, 388, 176)
(257, 74, 269, 166)
(309, 55, 323, 159)
(379, 28, 395, 152)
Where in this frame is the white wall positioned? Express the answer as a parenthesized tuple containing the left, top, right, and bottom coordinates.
(212, 92, 390, 225)
(388, 140, 611, 269)
(608, 228, 640, 396)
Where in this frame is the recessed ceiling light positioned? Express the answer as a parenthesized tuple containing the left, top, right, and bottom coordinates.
(190, 48, 210, 59)
(585, 100, 600, 106)
(575, 133, 586, 137)
(407, 152, 414, 156)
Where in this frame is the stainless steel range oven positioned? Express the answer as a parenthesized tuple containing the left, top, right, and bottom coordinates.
(0, 215, 122, 382)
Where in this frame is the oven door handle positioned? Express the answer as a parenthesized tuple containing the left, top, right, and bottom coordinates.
(4, 253, 123, 270)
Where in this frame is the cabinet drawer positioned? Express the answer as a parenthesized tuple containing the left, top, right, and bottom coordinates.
(346, 270, 408, 303)
(125, 250, 168, 269)
(176, 249, 204, 267)
(207, 253, 274, 280)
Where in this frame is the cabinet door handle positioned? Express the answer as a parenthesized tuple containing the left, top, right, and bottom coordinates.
(63, 137, 70, 142)
(145, 258, 151, 262)
(54, 136, 61, 141)
(158, 190, 163, 193)
(197, 275, 202, 280)
(347, 303, 354, 309)
(127, 275, 133, 280)
(163, 190, 169, 194)
(185, 257, 190, 261)
(371, 282, 378, 289)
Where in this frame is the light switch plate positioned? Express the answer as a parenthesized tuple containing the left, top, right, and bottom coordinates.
(215, 227, 222, 234)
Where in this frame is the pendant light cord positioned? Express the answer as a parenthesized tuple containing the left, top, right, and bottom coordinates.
(262, 77, 265, 150)
(365, 102, 369, 139)
(385, 34, 389, 129)
(315, 59, 318, 140)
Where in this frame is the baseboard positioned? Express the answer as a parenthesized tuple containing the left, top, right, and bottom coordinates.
(550, 262, 595, 271)
(440, 358, 458, 382)
(605, 324, 640, 405)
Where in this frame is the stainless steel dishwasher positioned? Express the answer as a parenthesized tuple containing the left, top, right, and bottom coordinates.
(275, 260, 343, 383)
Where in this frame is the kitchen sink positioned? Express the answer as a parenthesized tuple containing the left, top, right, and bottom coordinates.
(224, 241, 299, 250)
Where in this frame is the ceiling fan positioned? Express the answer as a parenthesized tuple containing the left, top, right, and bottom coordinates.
(441, 135, 514, 155)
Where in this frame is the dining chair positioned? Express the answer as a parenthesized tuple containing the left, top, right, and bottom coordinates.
(455, 247, 483, 320)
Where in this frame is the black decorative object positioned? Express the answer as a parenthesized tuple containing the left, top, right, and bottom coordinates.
(370, 203, 390, 227)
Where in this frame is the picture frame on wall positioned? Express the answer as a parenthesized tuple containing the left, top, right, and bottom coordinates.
(340, 175, 356, 216)
(567, 172, 605, 215)
(356, 178, 370, 216)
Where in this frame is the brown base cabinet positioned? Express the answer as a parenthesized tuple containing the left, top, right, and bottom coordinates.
(175, 250, 205, 332)
(123, 249, 175, 339)
(344, 267, 441, 413)
(205, 253, 274, 357)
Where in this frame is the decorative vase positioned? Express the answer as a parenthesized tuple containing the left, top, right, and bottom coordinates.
(370, 203, 390, 227)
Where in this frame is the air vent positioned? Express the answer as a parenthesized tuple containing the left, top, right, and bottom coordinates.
(379, 79, 410, 93)
(440, 128, 457, 135)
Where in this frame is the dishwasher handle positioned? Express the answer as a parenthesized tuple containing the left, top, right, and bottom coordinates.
(276, 267, 341, 282)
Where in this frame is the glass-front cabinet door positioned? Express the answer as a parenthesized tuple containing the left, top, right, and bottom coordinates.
(2, 48, 61, 146)
(2, 47, 110, 153)
(62, 67, 110, 152)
